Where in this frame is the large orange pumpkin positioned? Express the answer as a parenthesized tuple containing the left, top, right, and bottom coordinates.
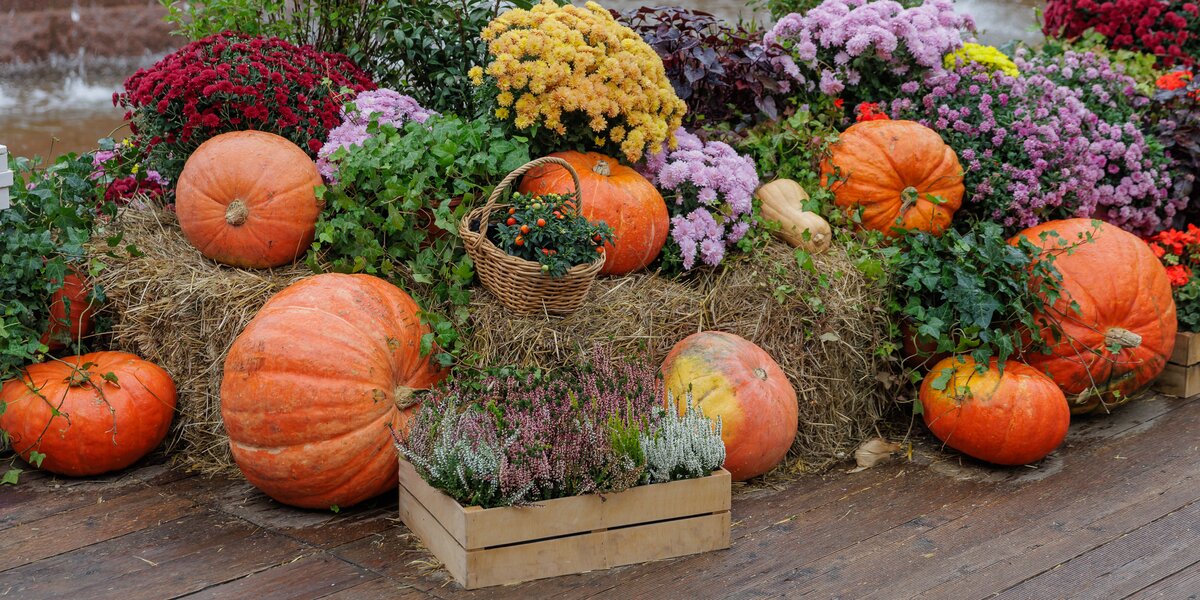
(0, 352, 177, 476)
(1012, 219, 1176, 414)
(518, 151, 668, 275)
(920, 356, 1069, 465)
(661, 331, 797, 481)
(41, 269, 95, 352)
(221, 273, 446, 509)
(820, 120, 964, 237)
(176, 131, 322, 269)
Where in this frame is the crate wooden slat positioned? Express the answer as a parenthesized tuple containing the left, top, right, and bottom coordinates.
(397, 460, 731, 589)
(1156, 331, 1200, 398)
(0, 144, 12, 210)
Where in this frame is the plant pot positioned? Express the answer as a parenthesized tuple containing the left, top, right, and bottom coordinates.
(416, 196, 463, 249)
(899, 320, 951, 370)
(397, 459, 732, 589)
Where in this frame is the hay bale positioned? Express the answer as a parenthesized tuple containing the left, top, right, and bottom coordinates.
(87, 209, 311, 475)
(465, 243, 896, 472)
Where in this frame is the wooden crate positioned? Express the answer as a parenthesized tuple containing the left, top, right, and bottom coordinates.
(0, 145, 11, 210)
(1156, 331, 1200, 398)
(397, 460, 731, 589)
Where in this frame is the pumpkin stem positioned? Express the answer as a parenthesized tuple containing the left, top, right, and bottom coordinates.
(1104, 327, 1143, 350)
(899, 186, 920, 216)
(593, 160, 612, 177)
(753, 367, 768, 381)
(225, 200, 249, 226)
(394, 386, 420, 410)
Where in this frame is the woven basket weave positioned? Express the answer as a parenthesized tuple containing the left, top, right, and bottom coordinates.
(459, 156, 605, 315)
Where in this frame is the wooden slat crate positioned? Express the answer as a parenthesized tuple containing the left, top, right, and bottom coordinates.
(1156, 331, 1200, 398)
(0, 145, 12, 210)
(397, 459, 731, 589)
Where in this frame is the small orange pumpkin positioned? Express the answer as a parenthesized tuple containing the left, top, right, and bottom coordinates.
(518, 151, 668, 275)
(661, 331, 798, 481)
(1012, 219, 1176, 414)
(175, 131, 322, 269)
(920, 356, 1069, 465)
(821, 120, 964, 237)
(221, 273, 446, 509)
(0, 352, 177, 476)
(41, 269, 95, 352)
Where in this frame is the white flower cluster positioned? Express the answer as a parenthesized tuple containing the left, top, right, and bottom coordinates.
(399, 404, 530, 505)
(640, 391, 726, 484)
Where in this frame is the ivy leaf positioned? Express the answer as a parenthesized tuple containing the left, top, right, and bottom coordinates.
(101, 372, 121, 387)
(930, 367, 955, 392)
(912, 398, 924, 415)
(1, 469, 21, 485)
(28, 451, 46, 468)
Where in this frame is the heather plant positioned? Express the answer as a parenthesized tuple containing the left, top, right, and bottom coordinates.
(468, 0, 687, 163)
(116, 31, 376, 182)
(317, 89, 436, 181)
(1043, 0, 1200, 68)
(397, 349, 726, 508)
(618, 6, 797, 129)
(765, 0, 975, 105)
(641, 392, 726, 484)
(888, 60, 1184, 235)
(640, 129, 762, 271)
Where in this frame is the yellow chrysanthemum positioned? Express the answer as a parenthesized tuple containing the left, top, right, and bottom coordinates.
(944, 43, 1020, 78)
(470, 0, 686, 163)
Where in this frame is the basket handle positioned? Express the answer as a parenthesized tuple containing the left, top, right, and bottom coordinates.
(470, 156, 583, 250)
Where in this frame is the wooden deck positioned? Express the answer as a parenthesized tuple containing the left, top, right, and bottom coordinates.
(2, 394, 1198, 599)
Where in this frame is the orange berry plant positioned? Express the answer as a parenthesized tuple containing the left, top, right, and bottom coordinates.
(489, 191, 614, 277)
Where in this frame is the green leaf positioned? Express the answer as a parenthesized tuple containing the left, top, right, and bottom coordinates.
(2, 469, 21, 485)
(912, 398, 924, 415)
(930, 367, 955, 392)
(329, 504, 340, 514)
(28, 451, 46, 468)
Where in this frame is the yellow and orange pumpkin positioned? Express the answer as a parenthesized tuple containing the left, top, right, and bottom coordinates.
(661, 331, 797, 481)
(221, 273, 446, 509)
(0, 352, 177, 476)
(1012, 219, 1176, 414)
(518, 151, 668, 275)
(175, 131, 322, 269)
(920, 356, 1069, 465)
(821, 120, 964, 237)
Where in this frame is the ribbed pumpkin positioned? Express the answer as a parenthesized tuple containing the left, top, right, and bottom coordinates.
(41, 269, 95, 352)
(221, 273, 446, 509)
(661, 331, 797, 481)
(920, 356, 1069, 465)
(1012, 219, 1176, 415)
(518, 151, 668, 275)
(176, 131, 322, 269)
(820, 120, 964, 237)
(755, 179, 832, 253)
(0, 352, 177, 476)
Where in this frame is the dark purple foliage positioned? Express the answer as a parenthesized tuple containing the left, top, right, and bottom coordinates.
(617, 6, 795, 128)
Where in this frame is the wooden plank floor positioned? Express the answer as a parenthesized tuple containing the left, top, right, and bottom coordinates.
(2, 394, 1198, 600)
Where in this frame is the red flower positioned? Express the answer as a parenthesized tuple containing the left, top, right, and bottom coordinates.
(834, 98, 845, 109)
(855, 102, 890, 122)
(1150, 242, 1167, 258)
(1166, 264, 1193, 287)
(1157, 70, 1194, 90)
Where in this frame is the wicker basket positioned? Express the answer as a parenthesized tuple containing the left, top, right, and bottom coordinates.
(459, 156, 605, 315)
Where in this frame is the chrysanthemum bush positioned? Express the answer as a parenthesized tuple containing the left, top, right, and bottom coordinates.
(395, 348, 724, 508)
(468, 0, 687, 163)
(765, 0, 974, 103)
(944, 43, 1020, 77)
(641, 129, 761, 271)
(1043, 0, 1200, 67)
(1147, 225, 1200, 331)
(316, 89, 435, 181)
(888, 52, 1183, 235)
(117, 31, 376, 181)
